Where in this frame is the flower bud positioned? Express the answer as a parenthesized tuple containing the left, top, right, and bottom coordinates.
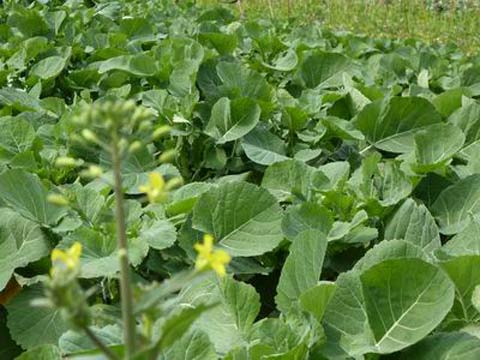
(80, 165, 103, 179)
(121, 100, 136, 113)
(47, 194, 69, 206)
(139, 120, 152, 132)
(118, 138, 129, 154)
(131, 107, 144, 123)
(81, 129, 99, 143)
(152, 125, 171, 140)
(128, 140, 142, 154)
(159, 149, 177, 163)
(165, 176, 184, 191)
(55, 156, 81, 168)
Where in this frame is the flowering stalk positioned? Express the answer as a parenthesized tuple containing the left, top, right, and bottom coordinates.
(111, 133, 136, 359)
(49, 243, 118, 360)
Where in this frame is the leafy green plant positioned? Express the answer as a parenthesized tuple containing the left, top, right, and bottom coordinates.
(1, 1, 480, 359)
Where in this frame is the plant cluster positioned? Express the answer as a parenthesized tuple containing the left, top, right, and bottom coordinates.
(1, 0, 480, 359)
(233, 0, 480, 55)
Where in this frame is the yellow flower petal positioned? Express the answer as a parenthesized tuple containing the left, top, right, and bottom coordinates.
(195, 257, 209, 271)
(211, 262, 226, 277)
(193, 235, 231, 277)
(51, 249, 67, 262)
(203, 234, 214, 248)
(212, 250, 231, 264)
(149, 172, 165, 189)
(139, 172, 168, 204)
(50, 242, 83, 275)
(68, 242, 82, 259)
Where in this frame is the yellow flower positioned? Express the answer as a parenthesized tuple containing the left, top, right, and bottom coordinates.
(50, 242, 82, 275)
(194, 234, 231, 277)
(139, 172, 168, 204)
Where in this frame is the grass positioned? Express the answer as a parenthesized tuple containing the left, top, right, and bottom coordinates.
(204, 0, 480, 55)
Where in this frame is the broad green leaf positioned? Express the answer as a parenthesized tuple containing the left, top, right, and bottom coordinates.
(324, 258, 455, 356)
(7, 7, 49, 37)
(247, 318, 305, 357)
(328, 210, 369, 242)
(14, 344, 61, 360)
(168, 60, 200, 97)
(215, 62, 272, 103)
(354, 97, 442, 153)
(341, 225, 378, 245)
(0, 117, 36, 156)
(140, 219, 176, 250)
(205, 97, 261, 144)
(413, 123, 465, 171)
(431, 174, 480, 235)
(241, 125, 288, 165)
(349, 157, 413, 207)
(192, 182, 283, 257)
(441, 256, 480, 324)
(0, 169, 67, 226)
(281, 105, 308, 131)
(319, 161, 350, 189)
(439, 218, 480, 258)
(0, 88, 43, 112)
(276, 230, 328, 312)
(0, 208, 50, 291)
(473, 285, 480, 314)
(59, 325, 122, 355)
(160, 329, 216, 360)
(199, 32, 238, 55)
(98, 54, 158, 76)
(360, 258, 454, 353)
(353, 239, 429, 273)
(224, 345, 250, 359)
(282, 202, 333, 241)
(179, 276, 261, 354)
(299, 281, 336, 324)
(401, 331, 480, 360)
(323, 271, 373, 357)
(414, 172, 453, 207)
(385, 199, 441, 252)
(294, 148, 322, 162)
(417, 69, 429, 88)
(377, 161, 413, 206)
(263, 49, 298, 72)
(166, 182, 213, 216)
(0, 309, 21, 359)
(262, 159, 330, 201)
(30, 56, 68, 80)
(262, 343, 309, 359)
(58, 227, 148, 278)
(154, 304, 211, 352)
(347, 86, 372, 114)
(322, 116, 365, 141)
(6, 285, 69, 350)
(449, 98, 480, 146)
(432, 88, 466, 116)
(299, 51, 350, 88)
(70, 186, 105, 225)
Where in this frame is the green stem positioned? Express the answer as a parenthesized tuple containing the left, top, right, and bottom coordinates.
(111, 135, 136, 359)
(83, 325, 120, 360)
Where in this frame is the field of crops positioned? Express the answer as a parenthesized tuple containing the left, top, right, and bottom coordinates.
(2, 0, 480, 359)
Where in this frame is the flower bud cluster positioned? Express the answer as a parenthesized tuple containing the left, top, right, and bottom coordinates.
(46, 243, 91, 329)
